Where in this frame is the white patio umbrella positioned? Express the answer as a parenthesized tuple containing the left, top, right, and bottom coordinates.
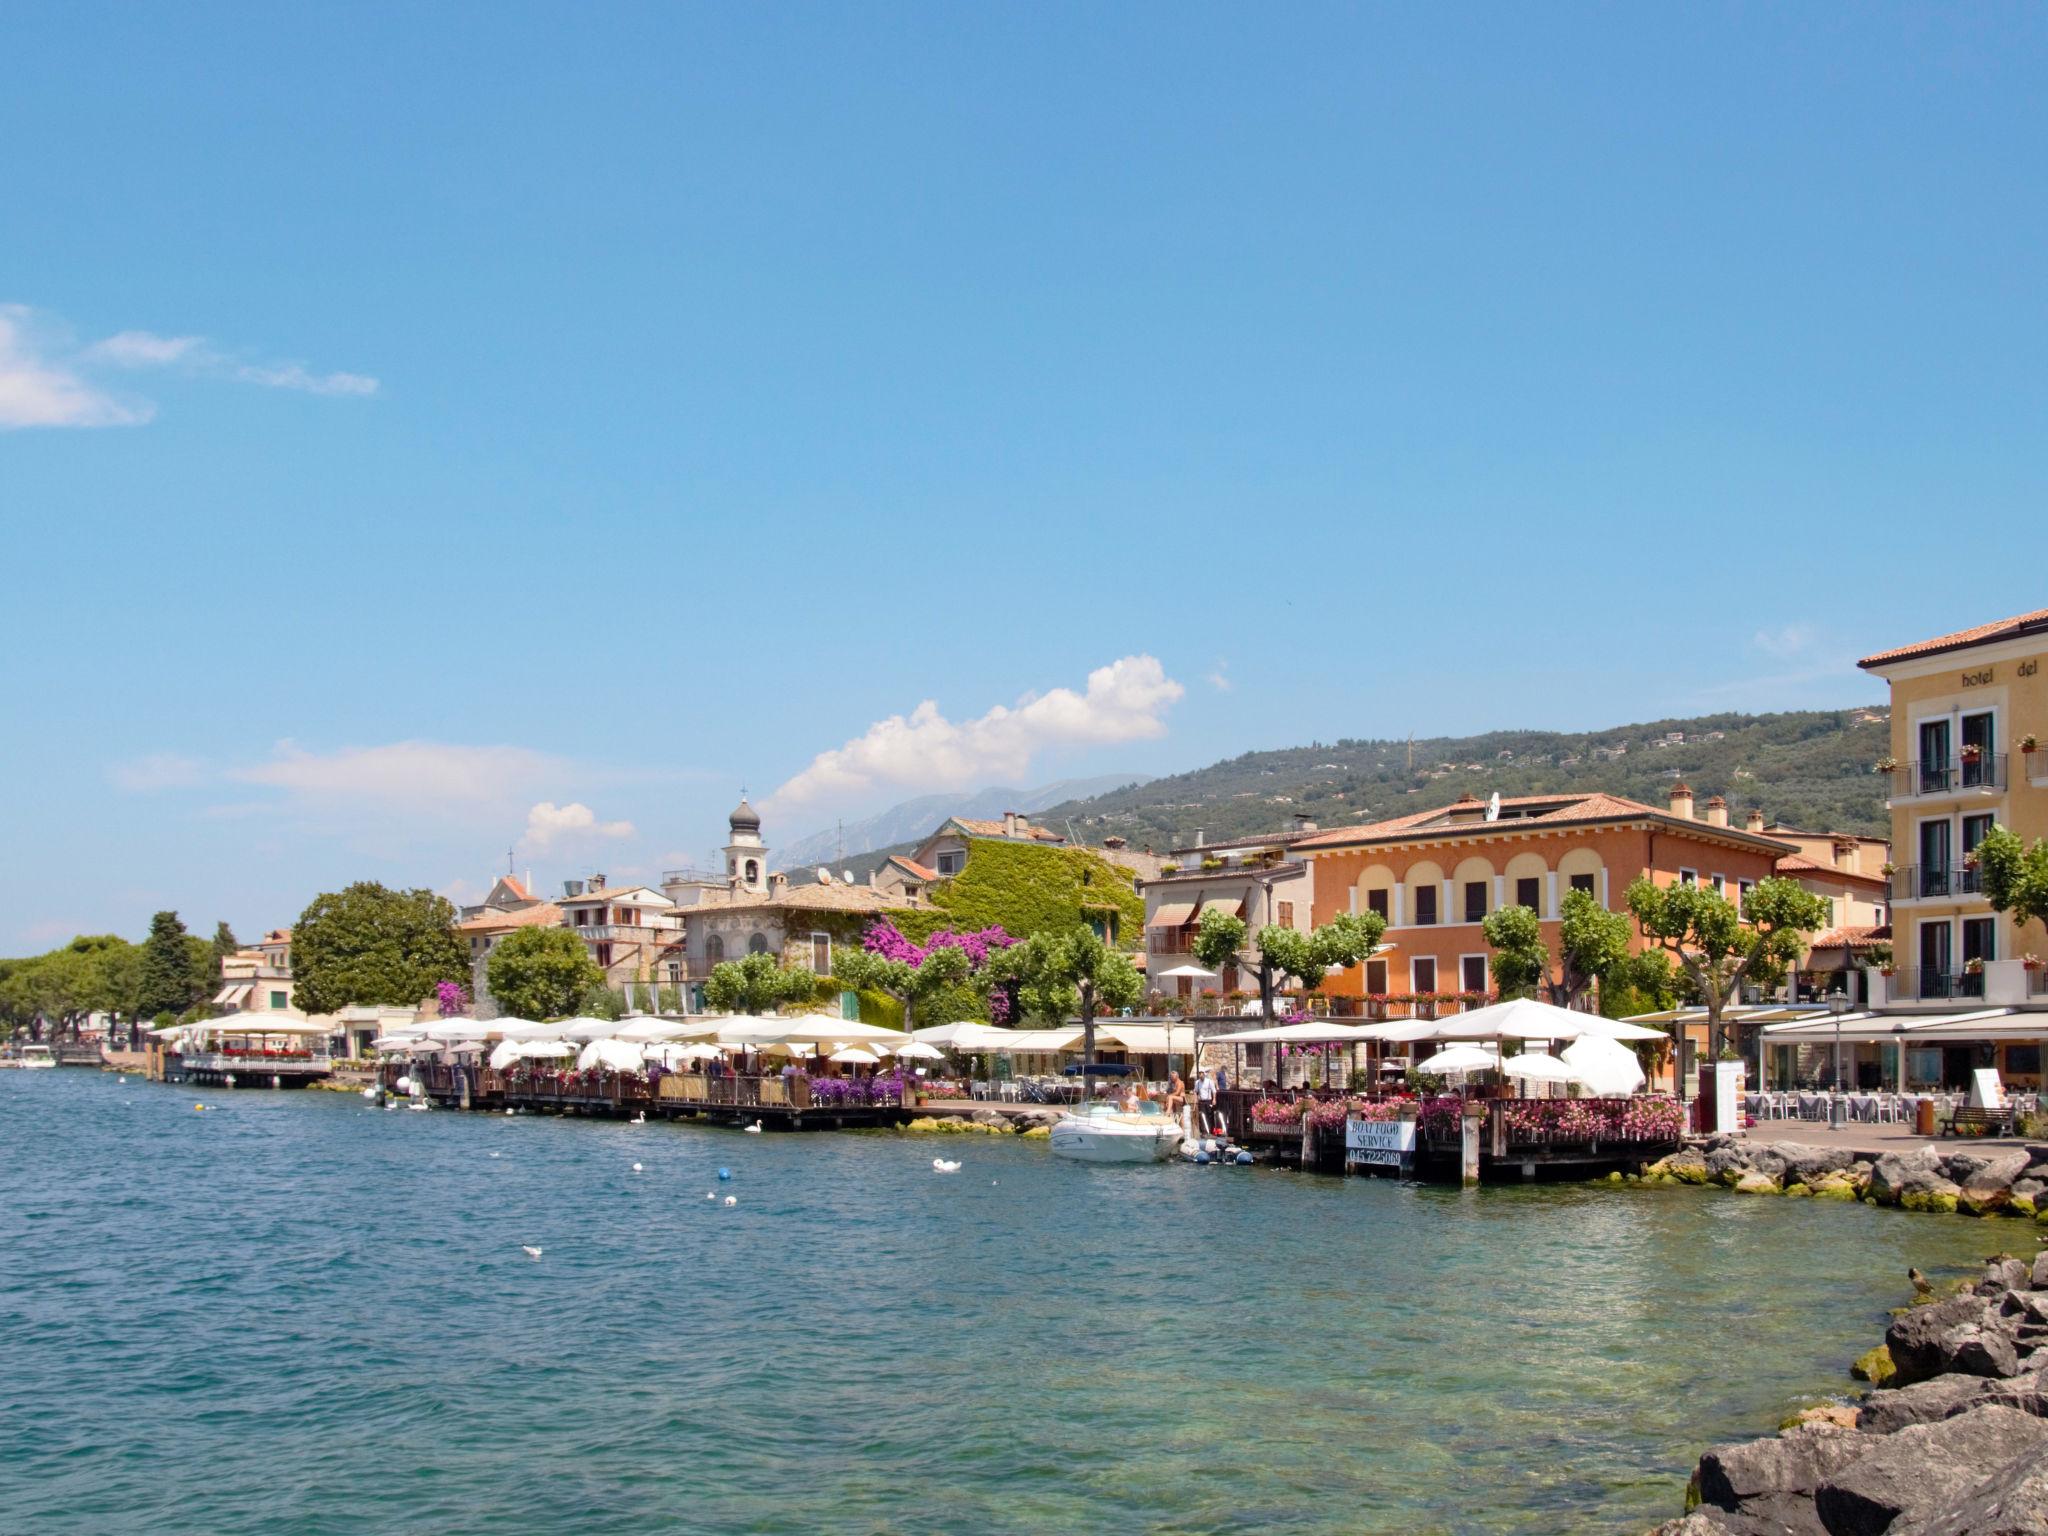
(647, 1041, 720, 1067)
(613, 1016, 695, 1042)
(1154, 964, 1218, 981)
(1562, 1016, 1669, 1042)
(577, 1038, 645, 1072)
(497, 1018, 568, 1041)
(911, 1021, 1013, 1050)
(1561, 1034, 1647, 1096)
(889, 1041, 946, 1061)
(488, 1040, 523, 1070)
(1499, 1051, 1590, 1088)
(828, 1045, 883, 1065)
(558, 1016, 620, 1043)
(1416, 1044, 1500, 1075)
(518, 1040, 577, 1060)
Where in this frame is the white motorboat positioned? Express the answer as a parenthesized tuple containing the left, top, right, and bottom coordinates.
(2, 1044, 56, 1070)
(1049, 1100, 1184, 1163)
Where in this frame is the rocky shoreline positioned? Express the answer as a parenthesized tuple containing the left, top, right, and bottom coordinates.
(1647, 1248, 2048, 1535)
(1640, 1137, 2048, 1221)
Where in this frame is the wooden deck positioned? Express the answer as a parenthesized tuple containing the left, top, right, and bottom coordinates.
(399, 1064, 914, 1130)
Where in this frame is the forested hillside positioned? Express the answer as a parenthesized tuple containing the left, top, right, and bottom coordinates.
(1041, 708, 1892, 852)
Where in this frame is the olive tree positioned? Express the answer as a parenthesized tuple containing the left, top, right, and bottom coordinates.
(1626, 875, 1829, 1092)
(1191, 908, 1386, 1018)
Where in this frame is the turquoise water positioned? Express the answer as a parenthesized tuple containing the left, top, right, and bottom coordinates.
(0, 1072, 2000, 1535)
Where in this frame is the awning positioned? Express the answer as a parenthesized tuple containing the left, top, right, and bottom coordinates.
(1093, 1022, 1197, 1055)
(1205, 1022, 1380, 1044)
(1196, 896, 1244, 919)
(212, 983, 253, 1008)
(982, 1028, 1084, 1053)
(1758, 1009, 2042, 1043)
(1149, 901, 1197, 929)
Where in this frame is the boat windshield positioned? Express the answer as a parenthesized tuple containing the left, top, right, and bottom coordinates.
(1087, 1098, 1166, 1118)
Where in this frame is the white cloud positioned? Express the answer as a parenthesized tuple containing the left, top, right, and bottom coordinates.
(1751, 624, 1817, 660)
(231, 740, 567, 806)
(0, 303, 377, 427)
(232, 361, 379, 396)
(770, 655, 1184, 807)
(86, 330, 204, 367)
(524, 801, 635, 849)
(1206, 663, 1233, 692)
(108, 752, 207, 792)
(0, 304, 153, 428)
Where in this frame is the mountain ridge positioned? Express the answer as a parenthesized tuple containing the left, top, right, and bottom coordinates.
(768, 775, 1148, 872)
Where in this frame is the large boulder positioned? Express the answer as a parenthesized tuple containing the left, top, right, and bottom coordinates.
(1980, 1258, 2034, 1296)
(1946, 1149, 2033, 1216)
(1858, 1371, 2048, 1435)
(1906, 1442, 2048, 1535)
(1657, 1145, 1712, 1185)
(1734, 1171, 1782, 1195)
(1695, 1423, 1876, 1536)
(1815, 1405, 2048, 1536)
(1870, 1148, 1952, 1207)
(1707, 1145, 1758, 1185)
(1887, 1295, 2023, 1385)
(2035, 1252, 2048, 1291)
(1648, 1514, 1741, 1535)
(1758, 1142, 1856, 1187)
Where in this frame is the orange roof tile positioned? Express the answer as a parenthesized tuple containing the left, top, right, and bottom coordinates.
(455, 902, 564, 933)
(948, 817, 1064, 842)
(1773, 854, 1889, 888)
(1291, 791, 1791, 851)
(1808, 924, 1888, 951)
(887, 857, 939, 880)
(1858, 607, 2048, 669)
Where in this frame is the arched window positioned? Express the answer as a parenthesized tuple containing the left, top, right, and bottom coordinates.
(744, 859, 760, 883)
(706, 934, 725, 963)
(748, 932, 770, 955)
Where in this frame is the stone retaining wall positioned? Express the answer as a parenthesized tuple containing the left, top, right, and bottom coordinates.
(1637, 1138, 2048, 1221)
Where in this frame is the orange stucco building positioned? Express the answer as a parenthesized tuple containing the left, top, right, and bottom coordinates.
(1293, 787, 1796, 1026)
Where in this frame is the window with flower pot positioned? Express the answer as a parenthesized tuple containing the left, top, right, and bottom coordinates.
(1459, 955, 1488, 992)
(1411, 956, 1437, 993)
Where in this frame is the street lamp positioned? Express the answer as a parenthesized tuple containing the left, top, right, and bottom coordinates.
(1828, 993, 1849, 1128)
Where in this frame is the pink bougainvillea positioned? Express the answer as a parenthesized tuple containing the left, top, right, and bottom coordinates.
(861, 919, 1014, 969)
(435, 980, 471, 1018)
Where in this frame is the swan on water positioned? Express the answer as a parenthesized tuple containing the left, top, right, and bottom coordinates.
(630, 1112, 646, 1125)
(743, 1120, 763, 1133)
(521, 1245, 543, 1260)
(723, 1195, 737, 1207)
(932, 1158, 961, 1173)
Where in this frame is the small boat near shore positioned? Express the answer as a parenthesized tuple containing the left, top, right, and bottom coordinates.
(1049, 1100, 1184, 1163)
(1, 1044, 57, 1070)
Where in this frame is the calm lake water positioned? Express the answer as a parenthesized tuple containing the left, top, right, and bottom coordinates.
(0, 1070, 2001, 1536)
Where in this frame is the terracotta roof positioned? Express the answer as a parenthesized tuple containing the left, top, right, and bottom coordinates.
(683, 883, 909, 916)
(1858, 607, 2048, 669)
(455, 901, 564, 934)
(558, 885, 669, 907)
(886, 856, 939, 880)
(1773, 854, 1890, 889)
(496, 876, 530, 899)
(1291, 791, 1793, 852)
(1808, 924, 1888, 951)
(948, 817, 1064, 843)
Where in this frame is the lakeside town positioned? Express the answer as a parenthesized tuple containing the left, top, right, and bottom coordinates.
(10, 606, 2048, 1187)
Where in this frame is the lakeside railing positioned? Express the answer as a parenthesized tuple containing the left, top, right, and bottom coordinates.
(1225, 1090, 1686, 1153)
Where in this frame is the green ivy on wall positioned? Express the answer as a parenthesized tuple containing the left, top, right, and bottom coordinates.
(887, 838, 1145, 950)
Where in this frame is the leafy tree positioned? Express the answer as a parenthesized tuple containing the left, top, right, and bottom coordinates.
(1191, 908, 1385, 1018)
(1626, 875, 1829, 1089)
(1480, 889, 1633, 1008)
(701, 951, 819, 1015)
(832, 943, 971, 1034)
(292, 883, 466, 1014)
(485, 927, 603, 1020)
(137, 911, 206, 1021)
(1006, 926, 1144, 1094)
(1978, 824, 2048, 949)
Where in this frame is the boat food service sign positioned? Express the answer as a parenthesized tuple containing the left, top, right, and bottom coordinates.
(1344, 1117, 1417, 1167)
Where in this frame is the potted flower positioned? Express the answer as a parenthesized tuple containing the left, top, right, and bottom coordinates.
(2022, 953, 2044, 972)
(1159, 862, 1180, 875)
(1963, 850, 1981, 870)
(2022, 734, 2040, 756)
(1879, 962, 1896, 978)
(1963, 956, 1986, 976)
(1961, 742, 1983, 765)
(1200, 857, 1223, 870)
(1874, 754, 1898, 774)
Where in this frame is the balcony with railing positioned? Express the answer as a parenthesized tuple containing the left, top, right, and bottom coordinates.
(1892, 753, 2008, 801)
(1895, 967, 1988, 1003)
(1893, 863, 1984, 902)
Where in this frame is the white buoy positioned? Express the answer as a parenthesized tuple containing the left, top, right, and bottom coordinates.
(505, 1108, 515, 1115)
(521, 1245, 543, 1259)
(932, 1158, 961, 1173)
(631, 1162, 643, 1173)
(362, 1087, 377, 1101)
(706, 1191, 716, 1200)
(722, 1195, 737, 1207)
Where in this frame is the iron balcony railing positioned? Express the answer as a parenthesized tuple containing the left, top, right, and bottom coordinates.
(1895, 863, 1984, 901)
(1897, 967, 1988, 1002)
(1894, 754, 2008, 799)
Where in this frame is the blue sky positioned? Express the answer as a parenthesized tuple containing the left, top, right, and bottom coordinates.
(4, 5, 2044, 951)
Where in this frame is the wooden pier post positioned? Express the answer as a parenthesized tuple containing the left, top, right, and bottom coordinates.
(1460, 1104, 1485, 1186)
